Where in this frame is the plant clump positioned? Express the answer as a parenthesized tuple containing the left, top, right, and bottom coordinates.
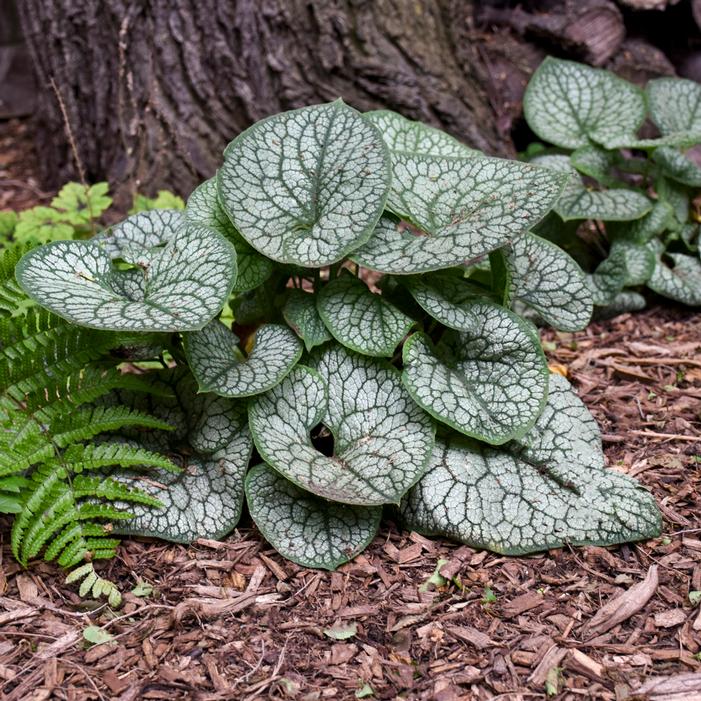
(523, 57, 701, 314)
(4, 97, 661, 578)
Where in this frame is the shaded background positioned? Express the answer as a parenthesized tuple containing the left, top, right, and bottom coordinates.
(3, 0, 701, 206)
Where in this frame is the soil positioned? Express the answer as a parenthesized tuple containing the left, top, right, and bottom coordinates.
(0, 119, 700, 701)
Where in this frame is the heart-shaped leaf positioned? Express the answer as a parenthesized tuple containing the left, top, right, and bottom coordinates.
(283, 289, 332, 352)
(570, 145, 618, 186)
(504, 233, 593, 332)
(596, 290, 647, 318)
(351, 153, 565, 274)
(647, 77, 701, 137)
(364, 110, 480, 158)
(653, 147, 701, 187)
(607, 201, 674, 244)
(185, 321, 303, 398)
(524, 57, 646, 149)
(16, 210, 236, 332)
(557, 187, 651, 222)
(680, 223, 699, 252)
(533, 155, 651, 222)
(656, 176, 691, 227)
(317, 273, 414, 357)
(187, 178, 273, 293)
(647, 247, 701, 306)
(587, 246, 628, 306)
(404, 273, 493, 329)
(401, 375, 661, 554)
(611, 134, 701, 150)
(609, 240, 655, 287)
(246, 463, 381, 570)
(401, 306, 548, 445)
(218, 100, 391, 267)
(112, 370, 253, 542)
(249, 346, 435, 505)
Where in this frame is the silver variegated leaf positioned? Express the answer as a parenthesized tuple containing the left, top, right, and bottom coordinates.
(524, 58, 646, 149)
(504, 233, 593, 332)
(558, 181, 651, 224)
(187, 178, 273, 293)
(570, 145, 618, 186)
(401, 310, 548, 445)
(185, 321, 303, 398)
(246, 464, 381, 570)
(587, 246, 627, 306)
(647, 77, 701, 137)
(404, 273, 491, 329)
(607, 201, 674, 244)
(218, 100, 391, 267)
(317, 273, 414, 357)
(656, 176, 691, 227)
(16, 210, 236, 332)
(595, 291, 647, 319)
(609, 240, 655, 287)
(113, 370, 253, 542)
(653, 147, 701, 187)
(248, 346, 435, 505)
(351, 153, 565, 274)
(187, 177, 234, 234)
(619, 134, 701, 149)
(283, 289, 332, 352)
(401, 375, 661, 554)
(647, 246, 701, 306)
(364, 109, 480, 158)
(679, 223, 699, 252)
(533, 155, 651, 222)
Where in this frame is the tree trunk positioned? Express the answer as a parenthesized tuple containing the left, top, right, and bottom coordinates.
(18, 0, 507, 206)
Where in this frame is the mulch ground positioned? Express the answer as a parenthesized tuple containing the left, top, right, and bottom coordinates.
(0, 119, 700, 701)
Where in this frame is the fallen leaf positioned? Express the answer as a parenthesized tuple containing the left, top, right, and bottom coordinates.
(323, 621, 357, 640)
(356, 683, 374, 698)
(82, 626, 114, 646)
(548, 363, 568, 377)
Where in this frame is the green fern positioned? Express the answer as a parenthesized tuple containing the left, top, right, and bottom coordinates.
(0, 243, 175, 591)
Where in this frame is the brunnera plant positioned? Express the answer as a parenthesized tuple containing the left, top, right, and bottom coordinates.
(11, 100, 661, 573)
(523, 58, 701, 314)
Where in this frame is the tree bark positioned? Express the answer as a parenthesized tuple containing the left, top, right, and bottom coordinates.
(18, 0, 507, 206)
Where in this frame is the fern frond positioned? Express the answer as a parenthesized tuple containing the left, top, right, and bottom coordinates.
(65, 562, 122, 607)
(16, 499, 134, 566)
(0, 312, 117, 394)
(11, 467, 66, 557)
(63, 443, 179, 474)
(0, 243, 34, 315)
(44, 523, 112, 563)
(22, 366, 171, 416)
(51, 406, 173, 447)
(0, 475, 31, 513)
(60, 533, 122, 569)
(2, 217, 173, 605)
(71, 475, 163, 507)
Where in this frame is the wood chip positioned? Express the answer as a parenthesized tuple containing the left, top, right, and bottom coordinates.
(502, 591, 544, 617)
(654, 608, 688, 628)
(33, 630, 80, 661)
(529, 645, 567, 685)
(586, 565, 658, 638)
(0, 606, 37, 626)
(446, 625, 493, 650)
(633, 672, 701, 700)
(565, 649, 604, 680)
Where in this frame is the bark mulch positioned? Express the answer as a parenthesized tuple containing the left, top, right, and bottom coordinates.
(0, 119, 700, 700)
